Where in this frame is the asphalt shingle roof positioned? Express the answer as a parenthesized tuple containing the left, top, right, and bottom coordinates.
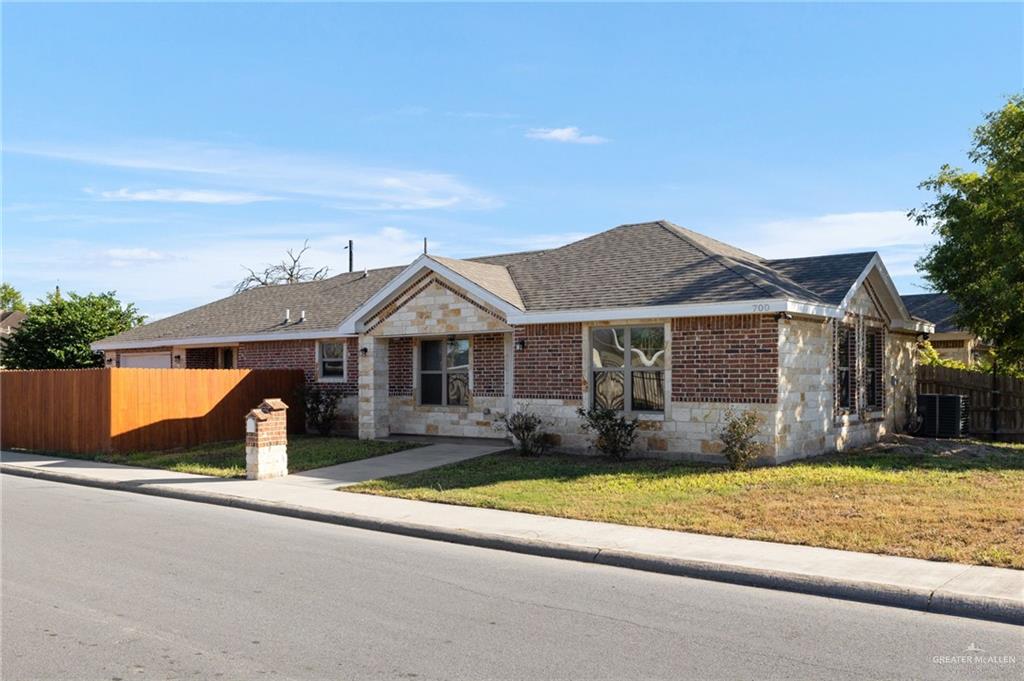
(98, 221, 882, 344)
(766, 252, 876, 306)
(900, 293, 960, 333)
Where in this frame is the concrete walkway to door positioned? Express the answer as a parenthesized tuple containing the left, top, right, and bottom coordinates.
(271, 437, 511, 489)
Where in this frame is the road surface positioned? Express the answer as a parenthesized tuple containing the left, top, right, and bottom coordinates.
(2, 474, 1020, 680)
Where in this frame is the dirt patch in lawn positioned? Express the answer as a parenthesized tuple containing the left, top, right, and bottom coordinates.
(349, 435, 1024, 568)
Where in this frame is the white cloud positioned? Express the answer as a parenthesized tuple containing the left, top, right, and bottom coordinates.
(525, 126, 608, 145)
(93, 187, 277, 205)
(11, 140, 500, 211)
(102, 248, 175, 268)
(736, 210, 936, 277)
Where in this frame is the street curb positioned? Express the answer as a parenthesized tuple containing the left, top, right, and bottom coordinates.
(4, 463, 1022, 626)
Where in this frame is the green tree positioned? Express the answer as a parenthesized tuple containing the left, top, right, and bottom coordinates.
(0, 283, 27, 312)
(1, 290, 145, 369)
(912, 94, 1024, 369)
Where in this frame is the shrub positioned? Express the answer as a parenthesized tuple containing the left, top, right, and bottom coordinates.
(576, 406, 638, 460)
(298, 384, 341, 436)
(719, 410, 764, 470)
(496, 408, 548, 456)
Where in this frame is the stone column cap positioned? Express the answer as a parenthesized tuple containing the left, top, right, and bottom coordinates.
(259, 398, 289, 412)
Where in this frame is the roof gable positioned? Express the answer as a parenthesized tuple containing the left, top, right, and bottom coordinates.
(428, 255, 524, 310)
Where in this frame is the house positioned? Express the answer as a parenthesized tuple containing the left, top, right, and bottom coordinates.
(900, 293, 987, 367)
(0, 310, 26, 368)
(0, 310, 26, 338)
(92, 221, 932, 463)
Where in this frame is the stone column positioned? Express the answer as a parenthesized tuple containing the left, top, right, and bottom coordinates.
(245, 398, 288, 480)
(358, 335, 390, 439)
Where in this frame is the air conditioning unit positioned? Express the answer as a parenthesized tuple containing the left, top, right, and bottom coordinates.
(917, 394, 969, 438)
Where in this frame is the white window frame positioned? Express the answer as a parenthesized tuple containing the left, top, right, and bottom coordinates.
(589, 325, 667, 416)
(316, 340, 348, 382)
(417, 337, 471, 407)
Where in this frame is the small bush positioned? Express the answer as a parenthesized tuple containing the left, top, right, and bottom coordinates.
(298, 384, 341, 436)
(719, 410, 764, 470)
(576, 406, 638, 460)
(496, 408, 548, 456)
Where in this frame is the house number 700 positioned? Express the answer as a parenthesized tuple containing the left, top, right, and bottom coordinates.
(751, 304, 771, 312)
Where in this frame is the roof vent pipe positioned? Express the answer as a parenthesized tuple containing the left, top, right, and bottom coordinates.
(300, 310, 306, 322)
(363, 268, 368, 278)
(284, 308, 290, 323)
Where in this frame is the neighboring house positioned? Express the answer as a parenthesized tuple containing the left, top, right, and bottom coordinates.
(93, 221, 932, 462)
(900, 293, 987, 367)
(0, 310, 26, 338)
(0, 310, 26, 368)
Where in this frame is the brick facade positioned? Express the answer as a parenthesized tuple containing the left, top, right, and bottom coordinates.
(471, 333, 505, 397)
(237, 338, 359, 396)
(513, 323, 583, 400)
(388, 337, 414, 397)
(185, 347, 217, 369)
(671, 314, 778, 404)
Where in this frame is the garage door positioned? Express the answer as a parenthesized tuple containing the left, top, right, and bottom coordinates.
(119, 352, 172, 368)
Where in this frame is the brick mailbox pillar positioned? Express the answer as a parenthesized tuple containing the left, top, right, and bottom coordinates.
(245, 398, 289, 480)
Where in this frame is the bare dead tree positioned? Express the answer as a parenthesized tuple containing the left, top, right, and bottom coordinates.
(234, 240, 330, 293)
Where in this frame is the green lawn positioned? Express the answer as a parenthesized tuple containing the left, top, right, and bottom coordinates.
(349, 437, 1024, 569)
(62, 436, 416, 478)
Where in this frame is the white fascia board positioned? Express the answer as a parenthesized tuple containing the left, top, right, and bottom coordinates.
(337, 255, 521, 334)
(838, 253, 913, 322)
(506, 298, 840, 325)
(91, 329, 355, 352)
(891, 318, 935, 334)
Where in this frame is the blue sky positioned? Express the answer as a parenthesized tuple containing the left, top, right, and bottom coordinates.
(3, 2, 1021, 319)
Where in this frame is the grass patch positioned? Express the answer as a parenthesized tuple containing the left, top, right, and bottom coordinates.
(349, 437, 1024, 569)
(58, 436, 416, 478)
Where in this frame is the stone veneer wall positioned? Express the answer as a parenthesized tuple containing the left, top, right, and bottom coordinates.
(388, 395, 506, 438)
(361, 274, 514, 439)
(776, 317, 835, 461)
(367, 275, 511, 337)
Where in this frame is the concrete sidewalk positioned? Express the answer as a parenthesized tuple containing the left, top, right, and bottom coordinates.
(3, 450, 1021, 625)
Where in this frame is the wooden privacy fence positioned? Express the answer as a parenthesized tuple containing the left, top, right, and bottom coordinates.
(917, 365, 1024, 439)
(1, 368, 306, 454)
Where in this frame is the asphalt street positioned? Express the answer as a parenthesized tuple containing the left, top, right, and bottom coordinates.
(2, 474, 1021, 680)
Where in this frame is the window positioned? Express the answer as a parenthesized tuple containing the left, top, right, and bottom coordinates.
(420, 338, 469, 406)
(591, 326, 665, 414)
(318, 341, 347, 381)
(865, 329, 883, 410)
(836, 326, 853, 410)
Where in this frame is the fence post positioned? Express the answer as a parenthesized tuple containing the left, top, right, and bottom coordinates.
(991, 357, 1000, 440)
